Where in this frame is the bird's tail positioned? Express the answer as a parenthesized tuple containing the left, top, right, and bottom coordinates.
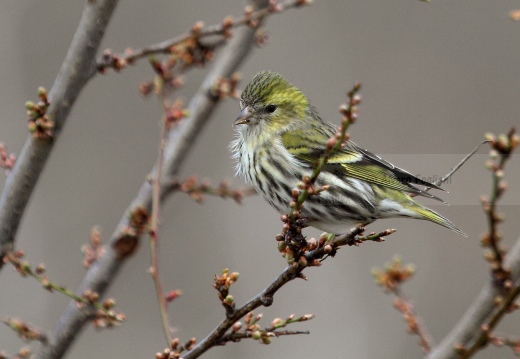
(411, 204, 467, 236)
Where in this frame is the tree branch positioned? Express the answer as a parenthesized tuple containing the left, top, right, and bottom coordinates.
(426, 235, 520, 359)
(96, 0, 311, 73)
(0, 0, 119, 270)
(36, 1, 272, 358)
(179, 226, 388, 359)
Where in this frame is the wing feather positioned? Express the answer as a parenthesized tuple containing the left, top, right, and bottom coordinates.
(281, 129, 445, 202)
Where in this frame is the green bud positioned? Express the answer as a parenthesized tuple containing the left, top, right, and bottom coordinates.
(261, 337, 271, 345)
(37, 86, 47, 98)
(28, 122, 37, 133)
(224, 295, 234, 304)
(25, 101, 35, 111)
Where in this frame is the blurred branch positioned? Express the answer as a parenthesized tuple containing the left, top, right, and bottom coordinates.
(0, 143, 16, 176)
(4, 251, 123, 324)
(167, 177, 256, 204)
(427, 129, 519, 359)
(0, 0, 119, 270)
(3, 317, 48, 344)
(37, 1, 277, 358)
(489, 334, 520, 355)
(149, 96, 178, 346)
(427, 236, 520, 359)
(373, 257, 433, 354)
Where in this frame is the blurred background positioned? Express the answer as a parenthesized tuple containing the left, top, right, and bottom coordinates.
(1, 0, 519, 358)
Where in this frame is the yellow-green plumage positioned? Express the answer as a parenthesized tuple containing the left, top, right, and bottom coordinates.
(231, 71, 465, 236)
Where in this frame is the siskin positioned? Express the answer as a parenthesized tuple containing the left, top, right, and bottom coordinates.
(231, 71, 465, 236)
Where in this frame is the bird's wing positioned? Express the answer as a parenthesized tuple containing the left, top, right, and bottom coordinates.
(281, 130, 445, 202)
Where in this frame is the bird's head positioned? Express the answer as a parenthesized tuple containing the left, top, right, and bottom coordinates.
(234, 71, 309, 136)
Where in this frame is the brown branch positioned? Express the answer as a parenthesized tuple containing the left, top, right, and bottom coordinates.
(457, 285, 520, 358)
(216, 329, 310, 345)
(479, 129, 517, 281)
(96, 0, 312, 73)
(36, 1, 277, 358)
(178, 226, 392, 359)
(167, 177, 256, 204)
(287, 83, 361, 225)
(393, 289, 434, 353)
(3, 317, 48, 344)
(280, 83, 361, 253)
(426, 238, 520, 359)
(489, 333, 520, 355)
(427, 129, 519, 359)
(3, 250, 123, 327)
(149, 98, 178, 346)
(373, 257, 433, 353)
(0, 0, 119, 270)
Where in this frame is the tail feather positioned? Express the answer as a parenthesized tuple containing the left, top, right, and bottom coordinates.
(412, 205, 467, 236)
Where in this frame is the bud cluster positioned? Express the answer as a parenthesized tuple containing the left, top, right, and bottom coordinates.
(0, 143, 16, 175)
(213, 268, 240, 312)
(372, 256, 415, 292)
(81, 226, 105, 268)
(26, 87, 53, 140)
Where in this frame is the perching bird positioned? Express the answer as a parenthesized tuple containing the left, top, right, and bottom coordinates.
(231, 71, 465, 236)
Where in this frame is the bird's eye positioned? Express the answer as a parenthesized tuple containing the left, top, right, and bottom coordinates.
(265, 104, 277, 113)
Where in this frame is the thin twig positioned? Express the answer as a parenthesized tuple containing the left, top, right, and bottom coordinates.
(167, 177, 256, 204)
(4, 251, 121, 322)
(149, 95, 175, 345)
(394, 288, 434, 353)
(427, 129, 519, 359)
(480, 130, 517, 281)
(489, 333, 520, 355)
(429, 140, 490, 189)
(216, 329, 310, 345)
(96, 0, 311, 73)
(373, 257, 433, 353)
(484, 153, 508, 277)
(180, 226, 393, 359)
(458, 286, 520, 358)
(3, 317, 49, 344)
(287, 83, 361, 225)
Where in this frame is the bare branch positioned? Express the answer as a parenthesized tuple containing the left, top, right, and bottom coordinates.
(426, 236, 520, 359)
(167, 177, 256, 204)
(216, 329, 310, 346)
(2, 317, 48, 344)
(479, 129, 518, 281)
(429, 140, 490, 189)
(149, 96, 178, 346)
(426, 129, 519, 358)
(96, 0, 312, 73)
(178, 226, 390, 359)
(4, 251, 122, 324)
(0, 0, 119, 270)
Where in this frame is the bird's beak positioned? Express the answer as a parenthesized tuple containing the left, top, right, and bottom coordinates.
(234, 106, 253, 126)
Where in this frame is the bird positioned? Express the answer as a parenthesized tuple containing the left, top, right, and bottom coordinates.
(230, 71, 465, 236)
